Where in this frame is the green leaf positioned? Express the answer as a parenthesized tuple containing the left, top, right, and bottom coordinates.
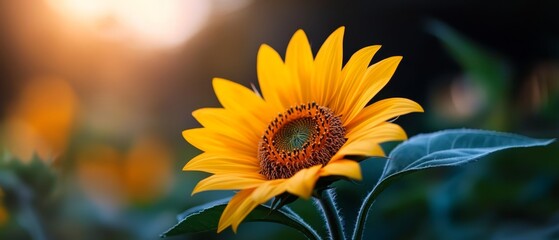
(352, 129, 555, 240)
(161, 198, 321, 239)
(0, 171, 48, 240)
(381, 129, 554, 178)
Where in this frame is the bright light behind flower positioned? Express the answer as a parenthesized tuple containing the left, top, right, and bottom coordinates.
(45, 0, 212, 49)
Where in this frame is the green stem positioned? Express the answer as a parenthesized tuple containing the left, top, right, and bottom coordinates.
(281, 206, 322, 240)
(351, 183, 379, 240)
(352, 173, 396, 240)
(314, 189, 345, 240)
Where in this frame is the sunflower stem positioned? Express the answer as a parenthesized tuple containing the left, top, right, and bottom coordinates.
(351, 179, 388, 240)
(314, 189, 345, 240)
(281, 206, 322, 240)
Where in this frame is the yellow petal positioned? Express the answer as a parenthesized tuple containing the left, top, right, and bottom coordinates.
(231, 180, 287, 231)
(250, 179, 287, 204)
(345, 56, 403, 123)
(313, 26, 344, 106)
(213, 78, 274, 125)
(320, 159, 362, 180)
(257, 44, 295, 111)
(193, 108, 260, 144)
(219, 180, 288, 233)
(192, 173, 265, 194)
(285, 165, 322, 199)
(183, 152, 259, 174)
(334, 141, 385, 159)
(229, 197, 259, 233)
(334, 45, 381, 118)
(336, 122, 407, 158)
(285, 29, 314, 103)
(218, 188, 256, 233)
(347, 122, 408, 144)
(182, 128, 255, 156)
(346, 97, 424, 133)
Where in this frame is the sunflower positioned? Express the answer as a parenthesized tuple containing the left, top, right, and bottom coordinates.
(182, 27, 423, 232)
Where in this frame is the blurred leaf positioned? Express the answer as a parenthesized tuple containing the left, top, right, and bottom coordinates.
(353, 129, 554, 240)
(428, 20, 509, 100)
(161, 198, 320, 239)
(0, 153, 60, 239)
(428, 20, 511, 129)
(492, 213, 559, 240)
(0, 156, 57, 197)
(0, 171, 47, 240)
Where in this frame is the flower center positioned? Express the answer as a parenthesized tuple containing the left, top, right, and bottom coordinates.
(273, 117, 314, 151)
(258, 102, 346, 180)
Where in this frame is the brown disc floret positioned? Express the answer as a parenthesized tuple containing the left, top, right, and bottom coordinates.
(258, 102, 346, 180)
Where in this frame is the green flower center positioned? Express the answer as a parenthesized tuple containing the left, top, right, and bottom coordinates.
(258, 102, 346, 180)
(273, 117, 314, 152)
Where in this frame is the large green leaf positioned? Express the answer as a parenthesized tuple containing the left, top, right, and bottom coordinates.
(381, 129, 554, 177)
(352, 129, 555, 240)
(161, 198, 321, 239)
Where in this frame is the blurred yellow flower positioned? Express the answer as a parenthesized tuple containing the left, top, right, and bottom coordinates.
(182, 27, 423, 232)
(3, 76, 77, 163)
(0, 188, 8, 226)
(76, 135, 174, 214)
(77, 145, 125, 214)
(123, 137, 174, 204)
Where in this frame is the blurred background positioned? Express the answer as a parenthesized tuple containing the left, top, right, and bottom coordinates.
(0, 0, 558, 239)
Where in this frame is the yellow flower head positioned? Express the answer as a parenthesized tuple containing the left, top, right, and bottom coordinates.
(182, 27, 423, 232)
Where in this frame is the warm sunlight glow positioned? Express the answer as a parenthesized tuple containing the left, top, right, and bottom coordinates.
(46, 0, 212, 49)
